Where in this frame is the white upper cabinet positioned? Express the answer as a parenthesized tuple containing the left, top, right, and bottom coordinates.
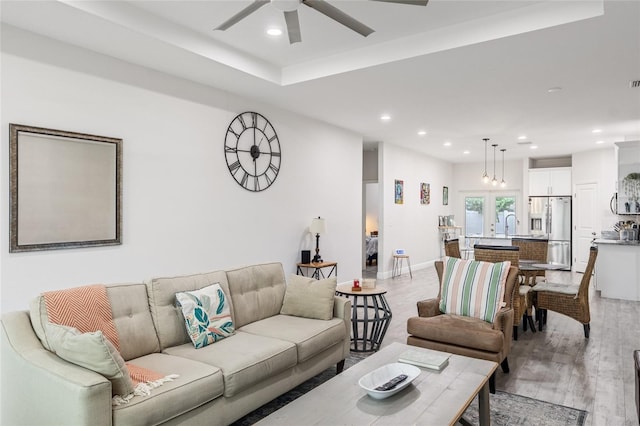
(529, 168, 572, 196)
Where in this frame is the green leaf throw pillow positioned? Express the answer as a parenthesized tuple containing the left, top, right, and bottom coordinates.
(176, 283, 234, 349)
(439, 256, 509, 323)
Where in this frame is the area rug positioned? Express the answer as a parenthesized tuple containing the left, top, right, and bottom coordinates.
(231, 353, 587, 426)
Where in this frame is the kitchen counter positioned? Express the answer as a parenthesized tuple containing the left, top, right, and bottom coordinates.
(594, 240, 640, 301)
(593, 238, 640, 246)
(465, 234, 547, 240)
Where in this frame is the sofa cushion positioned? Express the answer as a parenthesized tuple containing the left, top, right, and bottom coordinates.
(163, 330, 296, 397)
(46, 323, 134, 396)
(407, 314, 504, 353)
(239, 314, 345, 362)
(146, 271, 231, 350)
(176, 284, 234, 348)
(226, 263, 286, 329)
(280, 275, 336, 320)
(439, 257, 509, 323)
(112, 353, 224, 426)
(29, 283, 160, 361)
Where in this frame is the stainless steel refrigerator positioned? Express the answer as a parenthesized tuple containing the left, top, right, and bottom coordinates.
(528, 196, 572, 269)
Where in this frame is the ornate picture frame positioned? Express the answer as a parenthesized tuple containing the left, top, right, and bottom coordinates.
(9, 124, 122, 252)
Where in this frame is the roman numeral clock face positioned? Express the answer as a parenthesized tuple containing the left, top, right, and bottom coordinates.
(224, 112, 281, 192)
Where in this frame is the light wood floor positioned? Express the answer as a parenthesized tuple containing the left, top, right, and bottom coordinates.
(364, 264, 640, 426)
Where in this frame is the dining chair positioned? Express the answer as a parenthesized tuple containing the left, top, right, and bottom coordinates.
(474, 245, 535, 340)
(532, 246, 598, 338)
(443, 238, 461, 258)
(511, 237, 548, 286)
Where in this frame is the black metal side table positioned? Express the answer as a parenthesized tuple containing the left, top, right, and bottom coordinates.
(335, 284, 392, 352)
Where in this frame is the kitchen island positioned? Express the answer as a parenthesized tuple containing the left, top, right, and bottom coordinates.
(593, 239, 640, 301)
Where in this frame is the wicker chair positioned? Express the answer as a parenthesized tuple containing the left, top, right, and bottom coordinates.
(444, 238, 461, 258)
(474, 245, 535, 340)
(532, 246, 598, 338)
(511, 237, 548, 285)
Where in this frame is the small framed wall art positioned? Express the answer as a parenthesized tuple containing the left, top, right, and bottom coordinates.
(443, 186, 449, 206)
(395, 179, 404, 204)
(9, 124, 122, 252)
(420, 182, 430, 205)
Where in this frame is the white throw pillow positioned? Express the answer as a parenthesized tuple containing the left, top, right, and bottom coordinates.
(45, 323, 134, 396)
(175, 283, 234, 349)
(280, 275, 337, 320)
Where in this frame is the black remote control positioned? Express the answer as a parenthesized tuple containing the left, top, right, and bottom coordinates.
(374, 374, 408, 391)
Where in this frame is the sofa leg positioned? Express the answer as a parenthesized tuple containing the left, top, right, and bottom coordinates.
(500, 358, 510, 373)
(583, 323, 590, 339)
(513, 325, 518, 341)
(336, 359, 345, 374)
(489, 373, 496, 394)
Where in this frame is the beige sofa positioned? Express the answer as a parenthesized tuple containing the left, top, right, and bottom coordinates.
(1, 262, 351, 426)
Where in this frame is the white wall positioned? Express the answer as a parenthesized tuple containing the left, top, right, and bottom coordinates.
(0, 26, 363, 312)
(572, 147, 618, 231)
(452, 158, 525, 235)
(379, 142, 453, 277)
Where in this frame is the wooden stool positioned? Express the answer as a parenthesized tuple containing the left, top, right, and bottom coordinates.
(392, 254, 412, 278)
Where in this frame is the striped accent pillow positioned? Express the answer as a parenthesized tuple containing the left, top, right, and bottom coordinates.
(439, 256, 510, 323)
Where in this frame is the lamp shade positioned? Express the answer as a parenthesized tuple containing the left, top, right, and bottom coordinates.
(309, 217, 326, 235)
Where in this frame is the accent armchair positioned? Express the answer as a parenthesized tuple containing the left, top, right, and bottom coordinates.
(406, 258, 518, 393)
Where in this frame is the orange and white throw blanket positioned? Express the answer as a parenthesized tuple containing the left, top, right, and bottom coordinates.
(44, 284, 178, 405)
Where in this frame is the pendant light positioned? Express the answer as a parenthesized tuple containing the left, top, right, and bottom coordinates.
(500, 148, 507, 187)
(491, 144, 498, 186)
(481, 138, 489, 183)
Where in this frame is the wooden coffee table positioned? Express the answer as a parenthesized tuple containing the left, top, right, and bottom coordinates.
(257, 342, 497, 425)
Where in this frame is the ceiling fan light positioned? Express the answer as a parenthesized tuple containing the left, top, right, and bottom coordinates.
(266, 27, 283, 36)
(271, 0, 300, 12)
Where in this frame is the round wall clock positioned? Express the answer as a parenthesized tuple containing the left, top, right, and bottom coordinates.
(224, 111, 281, 192)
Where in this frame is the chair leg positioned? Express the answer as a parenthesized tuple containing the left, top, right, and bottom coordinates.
(336, 359, 345, 374)
(513, 325, 518, 341)
(500, 358, 510, 373)
(583, 323, 590, 339)
(523, 314, 528, 331)
(527, 315, 537, 333)
(489, 373, 496, 394)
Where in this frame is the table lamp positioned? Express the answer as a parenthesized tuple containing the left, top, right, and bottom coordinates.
(309, 217, 326, 263)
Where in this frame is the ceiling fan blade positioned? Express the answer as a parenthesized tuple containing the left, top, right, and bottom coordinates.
(284, 10, 302, 44)
(369, 0, 428, 5)
(214, 0, 270, 31)
(302, 0, 374, 37)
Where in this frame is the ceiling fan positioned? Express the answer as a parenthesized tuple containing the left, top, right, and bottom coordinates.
(214, 0, 429, 44)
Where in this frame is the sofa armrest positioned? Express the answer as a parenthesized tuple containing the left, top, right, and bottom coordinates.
(1, 311, 112, 426)
(417, 298, 441, 318)
(333, 296, 351, 358)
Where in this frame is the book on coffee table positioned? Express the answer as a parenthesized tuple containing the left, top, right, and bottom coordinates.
(398, 349, 450, 371)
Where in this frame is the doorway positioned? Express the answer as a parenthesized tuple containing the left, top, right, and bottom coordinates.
(364, 182, 379, 278)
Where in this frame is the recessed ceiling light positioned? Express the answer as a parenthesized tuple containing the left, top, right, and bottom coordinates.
(463, 150, 470, 155)
(547, 86, 562, 93)
(266, 28, 283, 36)
(417, 130, 427, 136)
(380, 114, 391, 121)
(443, 141, 451, 147)
(592, 128, 602, 134)
(530, 145, 538, 150)
(596, 140, 605, 144)
(518, 135, 527, 140)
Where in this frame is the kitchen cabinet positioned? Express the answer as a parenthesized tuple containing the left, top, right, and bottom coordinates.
(529, 168, 571, 196)
(594, 240, 640, 301)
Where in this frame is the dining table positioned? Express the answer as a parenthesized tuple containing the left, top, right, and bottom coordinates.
(518, 261, 570, 330)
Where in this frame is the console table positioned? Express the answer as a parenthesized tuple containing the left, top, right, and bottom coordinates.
(296, 261, 337, 280)
(335, 284, 392, 352)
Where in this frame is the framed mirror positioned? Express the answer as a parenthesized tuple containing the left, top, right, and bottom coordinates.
(616, 141, 640, 215)
(9, 124, 122, 252)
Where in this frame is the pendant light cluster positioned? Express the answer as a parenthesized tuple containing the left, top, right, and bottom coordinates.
(480, 138, 507, 187)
